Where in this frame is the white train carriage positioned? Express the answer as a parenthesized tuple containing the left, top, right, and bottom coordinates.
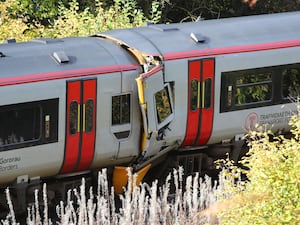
(104, 12, 300, 150)
(0, 37, 142, 185)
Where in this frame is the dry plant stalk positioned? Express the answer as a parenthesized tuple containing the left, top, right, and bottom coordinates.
(2, 168, 227, 225)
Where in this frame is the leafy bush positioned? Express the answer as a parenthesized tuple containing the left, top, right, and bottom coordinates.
(6, 0, 68, 26)
(0, 0, 29, 42)
(0, 0, 162, 42)
(219, 105, 300, 224)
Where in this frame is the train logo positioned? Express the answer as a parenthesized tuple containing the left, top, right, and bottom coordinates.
(244, 112, 259, 130)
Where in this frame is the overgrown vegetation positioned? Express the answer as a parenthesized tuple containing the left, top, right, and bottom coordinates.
(2, 0, 300, 43)
(218, 105, 300, 224)
(0, 0, 161, 42)
(3, 168, 224, 224)
(139, 0, 300, 22)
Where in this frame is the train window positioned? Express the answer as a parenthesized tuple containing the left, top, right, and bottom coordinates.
(112, 94, 131, 125)
(190, 79, 212, 110)
(85, 99, 94, 133)
(221, 67, 274, 112)
(221, 68, 273, 112)
(221, 63, 300, 113)
(282, 68, 300, 98)
(235, 73, 272, 105)
(0, 99, 58, 151)
(190, 79, 198, 111)
(0, 106, 40, 147)
(203, 78, 212, 109)
(155, 86, 172, 124)
(69, 101, 79, 135)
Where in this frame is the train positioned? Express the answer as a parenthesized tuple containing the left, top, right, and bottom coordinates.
(0, 11, 299, 214)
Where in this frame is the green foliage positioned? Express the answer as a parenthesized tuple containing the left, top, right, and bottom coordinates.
(219, 106, 300, 224)
(1, 0, 300, 42)
(0, 0, 29, 41)
(7, 0, 68, 26)
(158, 0, 300, 22)
(44, 0, 160, 38)
(0, 0, 162, 42)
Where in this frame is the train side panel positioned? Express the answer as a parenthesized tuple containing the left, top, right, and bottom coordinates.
(118, 70, 141, 159)
(163, 59, 188, 144)
(0, 80, 66, 184)
(91, 70, 141, 168)
(210, 46, 300, 144)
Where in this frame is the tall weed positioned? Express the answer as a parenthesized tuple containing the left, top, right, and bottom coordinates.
(2, 168, 225, 225)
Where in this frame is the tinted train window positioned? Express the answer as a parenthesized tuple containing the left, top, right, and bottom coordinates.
(112, 94, 131, 125)
(69, 101, 79, 135)
(221, 63, 300, 112)
(204, 78, 212, 109)
(155, 86, 172, 124)
(190, 79, 212, 110)
(221, 68, 273, 112)
(282, 68, 300, 98)
(0, 99, 58, 151)
(85, 99, 94, 133)
(190, 79, 198, 111)
(235, 72, 272, 105)
(0, 107, 40, 146)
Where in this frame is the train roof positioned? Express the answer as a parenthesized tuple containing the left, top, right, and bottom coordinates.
(0, 12, 299, 81)
(0, 36, 138, 79)
(103, 11, 300, 57)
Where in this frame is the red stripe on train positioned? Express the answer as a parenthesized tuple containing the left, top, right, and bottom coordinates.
(164, 39, 300, 61)
(0, 64, 139, 86)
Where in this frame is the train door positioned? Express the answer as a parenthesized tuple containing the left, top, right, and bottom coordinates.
(183, 58, 215, 146)
(61, 78, 97, 173)
(137, 65, 174, 157)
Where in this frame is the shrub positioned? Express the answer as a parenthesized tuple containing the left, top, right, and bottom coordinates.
(0, 0, 162, 42)
(219, 105, 300, 224)
(0, 0, 29, 42)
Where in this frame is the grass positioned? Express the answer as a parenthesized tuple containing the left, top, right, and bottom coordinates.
(2, 167, 228, 225)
